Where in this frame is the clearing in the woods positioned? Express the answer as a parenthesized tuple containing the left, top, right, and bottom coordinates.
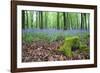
(22, 11, 90, 62)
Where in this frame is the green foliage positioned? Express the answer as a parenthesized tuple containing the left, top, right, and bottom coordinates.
(22, 33, 33, 43)
(78, 32, 90, 45)
(22, 30, 90, 58)
(56, 34, 65, 41)
(23, 32, 50, 43)
(58, 36, 80, 57)
(22, 10, 90, 30)
(79, 44, 89, 55)
(22, 32, 65, 43)
(32, 33, 50, 42)
(77, 32, 90, 53)
(49, 33, 65, 42)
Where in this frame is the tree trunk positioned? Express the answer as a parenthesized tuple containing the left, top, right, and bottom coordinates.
(40, 11, 43, 29)
(22, 10, 25, 29)
(26, 11, 29, 29)
(81, 13, 84, 30)
(63, 12, 67, 30)
(45, 12, 47, 29)
(30, 11, 33, 28)
(57, 12, 60, 29)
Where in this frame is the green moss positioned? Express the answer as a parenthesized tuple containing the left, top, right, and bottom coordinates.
(79, 44, 89, 53)
(58, 36, 80, 57)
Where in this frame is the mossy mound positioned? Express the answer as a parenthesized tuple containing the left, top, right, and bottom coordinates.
(58, 36, 80, 57)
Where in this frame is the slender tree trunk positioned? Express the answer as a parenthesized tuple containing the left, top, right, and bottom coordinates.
(83, 14, 85, 30)
(40, 11, 43, 29)
(63, 12, 67, 30)
(76, 14, 78, 29)
(88, 14, 90, 30)
(30, 11, 33, 28)
(26, 11, 29, 29)
(36, 11, 39, 28)
(22, 10, 25, 29)
(81, 13, 84, 30)
(57, 12, 60, 29)
(45, 12, 47, 29)
(69, 14, 72, 30)
(39, 11, 41, 28)
(67, 13, 70, 30)
(84, 14, 87, 30)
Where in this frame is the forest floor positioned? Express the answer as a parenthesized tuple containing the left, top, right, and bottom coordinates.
(22, 40, 89, 62)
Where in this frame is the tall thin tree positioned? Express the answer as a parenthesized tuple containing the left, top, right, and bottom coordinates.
(63, 12, 67, 30)
(22, 10, 25, 29)
(57, 12, 60, 29)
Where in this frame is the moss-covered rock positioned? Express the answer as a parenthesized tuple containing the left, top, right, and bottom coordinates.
(58, 36, 80, 57)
